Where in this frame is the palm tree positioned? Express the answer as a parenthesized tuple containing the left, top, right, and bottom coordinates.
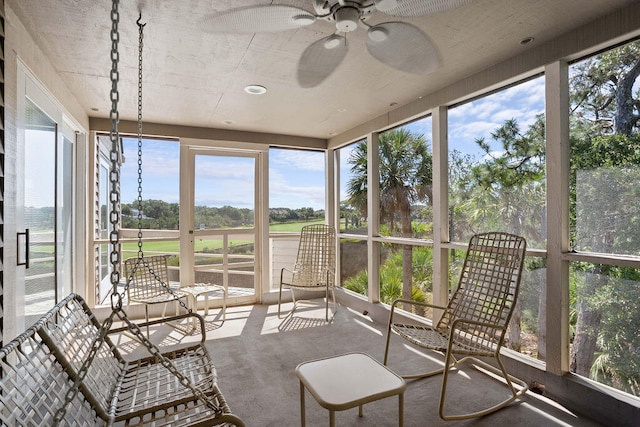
(346, 128, 433, 308)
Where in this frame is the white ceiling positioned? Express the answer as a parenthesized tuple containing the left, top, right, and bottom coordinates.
(9, 0, 636, 139)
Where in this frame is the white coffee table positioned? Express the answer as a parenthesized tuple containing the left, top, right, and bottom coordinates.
(295, 352, 406, 427)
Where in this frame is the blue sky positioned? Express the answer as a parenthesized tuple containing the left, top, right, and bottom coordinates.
(122, 76, 545, 211)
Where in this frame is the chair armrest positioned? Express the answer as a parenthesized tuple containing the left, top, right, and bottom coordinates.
(387, 298, 448, 325)
(110, 312, 207, 343)
(280, 266, 294, 285)
(390, 298, 447, 311)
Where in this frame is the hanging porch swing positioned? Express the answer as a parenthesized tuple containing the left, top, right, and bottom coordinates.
(0, 2, 244, 425)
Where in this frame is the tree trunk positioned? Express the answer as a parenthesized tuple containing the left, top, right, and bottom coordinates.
(508, 298, 522, 351)
(401, 202, 413, 311)
(537, 268, 547, 361)
(614, 57, 640, 135)
(569, 271, 604, 376)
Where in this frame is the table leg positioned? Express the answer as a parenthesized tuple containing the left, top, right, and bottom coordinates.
(299, 381, 305, 427)
(329, 410, 335, 427)
(359, 404, 363, 417)
(399, 392, 404, 427)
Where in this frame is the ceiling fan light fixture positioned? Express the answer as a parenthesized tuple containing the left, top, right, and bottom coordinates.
(368, 26, 388, 42)
(324, 35, 343, 49)
(334, 7, 360, 32)
(373, 0, 399, 12)
(292, 14, 316, 26)
(244, 84, 267, 95)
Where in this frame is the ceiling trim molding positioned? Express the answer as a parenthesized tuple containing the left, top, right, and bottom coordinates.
(90, 118, 328, 150)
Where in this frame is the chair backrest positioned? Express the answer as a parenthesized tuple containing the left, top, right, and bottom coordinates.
(0, 293, 123, 424)
(438, 232, 527, 348)
(124, 255, 171, 301)
(293, 224, 336, 287)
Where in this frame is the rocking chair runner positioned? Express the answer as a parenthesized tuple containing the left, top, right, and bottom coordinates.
(383, 231, 529, 420)
(278, 224, 337, 321)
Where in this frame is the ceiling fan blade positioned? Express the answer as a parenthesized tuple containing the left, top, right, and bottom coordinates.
(297, 35, 348, 88)
(374, 0, 474, 17)
(366, 22, 439, 74)
(199, 5, 316, 33)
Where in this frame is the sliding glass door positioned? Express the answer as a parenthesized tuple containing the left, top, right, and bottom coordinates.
(18, 69, 75, 329)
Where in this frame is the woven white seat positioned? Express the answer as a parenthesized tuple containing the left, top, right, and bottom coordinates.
(0, 293, 244, 426)
(383, 231, 528, 420)
(278, 224, 337, 321)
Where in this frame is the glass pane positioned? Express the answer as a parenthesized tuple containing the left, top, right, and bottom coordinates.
(194, 155, 255, 229)
(24, 98, 56, 326)
(448, 76, 546, 248)
(569, 40, 640, 256)
(449, 250, 546, 361)
(121, 138, 180, 230)
(339, 237, 368, 292)
(194, 233, 255, 297)
(567, 40, 640, 398)
(193, 153, 256, 298)
(59, 134, 73, 296)
(98, 161, 111, 304)
(378, 120, 433, 239)
(569, 262, 640, 397)
(269, 148, 325, 228)
(379, 243, 434, 318)
(338, 140, 367, 235)
(119, 138, 180, 274)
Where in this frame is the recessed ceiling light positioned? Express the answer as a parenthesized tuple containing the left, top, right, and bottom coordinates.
(328, 132, 336, 136)
(244, 84, 267, 95)
(520, 37, 534, 45)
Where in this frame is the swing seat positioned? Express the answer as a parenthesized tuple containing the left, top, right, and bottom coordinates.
(0, 293, 245, 426)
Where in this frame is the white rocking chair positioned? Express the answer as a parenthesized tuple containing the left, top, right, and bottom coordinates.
(384, 231, 529, 420)
(278, 224, 337, 321)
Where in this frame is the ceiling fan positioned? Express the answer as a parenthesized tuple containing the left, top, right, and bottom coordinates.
(200, 0, 474, 88)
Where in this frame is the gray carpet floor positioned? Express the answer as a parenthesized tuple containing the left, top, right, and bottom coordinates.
(115, 300, 603, 427)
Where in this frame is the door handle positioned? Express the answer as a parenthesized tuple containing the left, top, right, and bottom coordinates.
(17, 229, 29, 268)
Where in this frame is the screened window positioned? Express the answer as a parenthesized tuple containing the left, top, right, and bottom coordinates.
(568, 40, 640, 397)
(447, 76, 546, 249)
(269, 148, 325, 230)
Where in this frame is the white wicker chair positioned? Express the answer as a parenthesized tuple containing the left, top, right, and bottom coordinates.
(124, 255, 189, 338)
(383, 231, 528, 420)
(278, 224, 337, 321)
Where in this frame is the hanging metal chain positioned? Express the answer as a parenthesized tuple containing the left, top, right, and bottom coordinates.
(54, 4, 219, 424)
(108, 0, 122, 309)
(124, 13, 192, 316)
(54, 2, 122, 423)
(136, 14, 145, 259)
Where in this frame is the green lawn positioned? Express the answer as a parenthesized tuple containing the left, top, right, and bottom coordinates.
(267, 219, 325, 232)
(122, 220, 325, 258)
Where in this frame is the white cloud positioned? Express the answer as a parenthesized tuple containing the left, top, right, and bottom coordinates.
(270, 149, 325, 172)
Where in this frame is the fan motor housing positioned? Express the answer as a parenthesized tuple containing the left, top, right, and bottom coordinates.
(335, 7, 360, 32)
(315, 1, 374, 28)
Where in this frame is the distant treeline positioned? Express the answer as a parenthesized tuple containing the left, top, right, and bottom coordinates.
(112, 200, 323, 229)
